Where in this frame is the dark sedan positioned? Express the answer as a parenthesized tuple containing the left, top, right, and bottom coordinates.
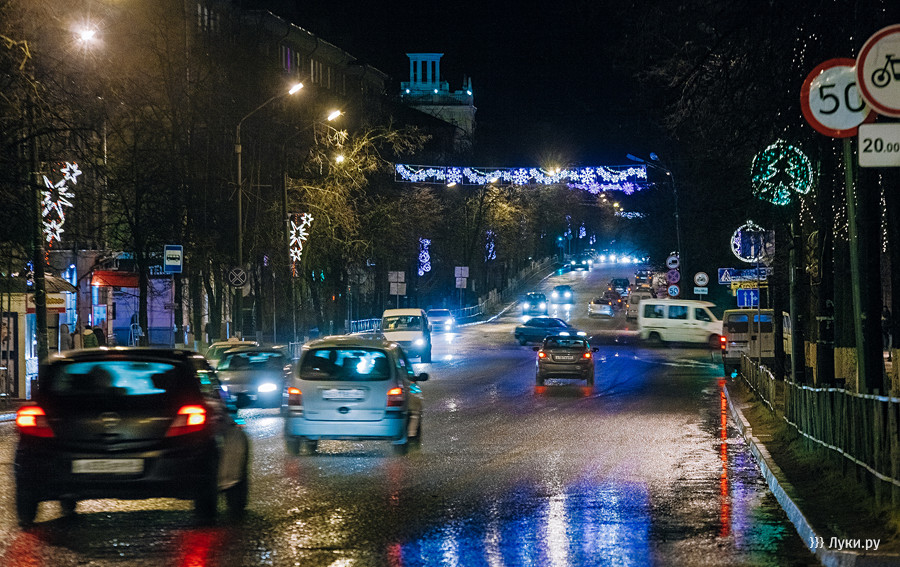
(14, 348, 250, 525)
(514, 316, 587, 345)
(216, 346, 290, 408)
(534, 335, 598, 386)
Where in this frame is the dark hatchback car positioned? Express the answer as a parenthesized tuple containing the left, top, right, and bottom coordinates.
(514, 316, 587, 345)
(534, 335, 598, 386)
(14, 348, 250, 526)
(217, 346, 290, 408)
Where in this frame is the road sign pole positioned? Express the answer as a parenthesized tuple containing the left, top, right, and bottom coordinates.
(842, 138, 869, 390)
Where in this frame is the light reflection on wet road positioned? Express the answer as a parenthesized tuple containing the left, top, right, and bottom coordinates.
(0, 268, 817, 566)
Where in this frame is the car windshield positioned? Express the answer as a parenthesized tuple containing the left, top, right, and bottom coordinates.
(382, 316, 423, 331)
(428, 310, 451, 318)
(299, 348, 392, 381)
(44, 360, 183, 397)
(219, 351, 285, 371)
(545, 337, 588, 349)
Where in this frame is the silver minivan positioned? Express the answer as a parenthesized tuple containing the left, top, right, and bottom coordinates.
(282, 335, 428, 456)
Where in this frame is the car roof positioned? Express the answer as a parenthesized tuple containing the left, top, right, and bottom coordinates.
(553, 284, 572, 289)
(526, 291, 545, 296)
(304, 334, 397, 350)
(382, 308, 425, 317)
(48, 347, 205, 365)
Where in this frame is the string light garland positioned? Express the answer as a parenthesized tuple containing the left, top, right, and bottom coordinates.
(41, 161, 81, 246)
(289, 213, 313, 277)
(750, 140, 813, 206)
(418, 238, 432, 276)
(395, 164, 646, 194)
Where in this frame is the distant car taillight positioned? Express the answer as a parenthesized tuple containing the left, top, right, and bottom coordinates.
(287, 386, 302, 407)
(720, 336, 727, 350)
(16, 406, 54, 438)
(387, 386, 404, 407)
(165, 405, 207, 437)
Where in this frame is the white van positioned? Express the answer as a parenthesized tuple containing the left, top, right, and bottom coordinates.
(380, 308, 432, 362)
(638, 299, 722, 347)
(721, 309, 775, 374)
(625, 289, 654, 320)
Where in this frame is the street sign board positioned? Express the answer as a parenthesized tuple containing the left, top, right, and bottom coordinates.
(800, 58, 873, 138)
(856, 24, 900, 118)
(163, 245, 183, 274)
(731, 280, 767, 293)
(693, 272, 709, 286)
(454, 266, 469, 278)
(737, 288, 760, 308)
(666, 269, 681, 284)
(389, 282, 407, 296)
(666, 254, 680, 269)
(694, 286, 708, 295)
(388, 271, 405, 283)
(668, 284, 680, 298)
(718, 267, 772, 284)
(455, 277, 467, 289)
(858, 123, 900, 167)
(227, 267, 247, 288)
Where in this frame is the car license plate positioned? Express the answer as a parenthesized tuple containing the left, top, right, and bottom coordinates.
(555, 355, 575, 361)
(323, 388, 364, 400)
(72, 459, 144, 474)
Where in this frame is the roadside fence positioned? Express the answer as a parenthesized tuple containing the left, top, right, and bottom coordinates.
(739, 354, 900, 504)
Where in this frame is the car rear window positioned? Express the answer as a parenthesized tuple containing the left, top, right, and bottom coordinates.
(299, 348, 391, 381)
(545, 338, 588, 349)
(219, 351, 285, 371)
(44, 361, 186, 397)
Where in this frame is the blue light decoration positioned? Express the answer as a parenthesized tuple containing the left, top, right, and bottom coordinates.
(578, 224, 586, 239)
(289, 213, 314, 277)
(395, 164, 646, 194)
(41, 161, 81, 246)
(750, 140, 813, 206)
(616, 211, 646, 219)
(418, 238, 432, 276)
(485, 230, 496, 261)
(731, 220, 774, 263)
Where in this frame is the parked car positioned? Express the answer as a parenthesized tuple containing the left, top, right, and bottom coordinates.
(550, 285, 575, 304)
(534, 335, 598, 386)
(381, 308, 432, 362)
(721, 309, 775, 375)
(216, 346, 290, 408)
(14, 348, 250, 525)
(514, 317, 587, 345)
(427, 309, 456, 332)
(283, 335, 428, 456)
(588, 297, 615, 318)
(205, 338, 259, 369)
(522, 292, 549, 316)
(637, 299, 722, 347)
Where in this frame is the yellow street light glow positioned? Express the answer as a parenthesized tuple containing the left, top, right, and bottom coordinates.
(447, 182, 457, 187)
(327, 110, 342, 121)
(78, 29, 96, 42)
(335, 155, 345, 163)
(288, 83, 304, 95)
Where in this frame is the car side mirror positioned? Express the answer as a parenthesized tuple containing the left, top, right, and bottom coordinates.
(592, 347, 599, 352)
(533, 346, 540, 351)
(414, 372, 429, 382)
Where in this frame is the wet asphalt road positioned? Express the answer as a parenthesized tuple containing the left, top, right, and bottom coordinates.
(0, 267, 817, 566)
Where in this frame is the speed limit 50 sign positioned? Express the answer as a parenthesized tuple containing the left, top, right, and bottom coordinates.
(801, 58, 873, 138)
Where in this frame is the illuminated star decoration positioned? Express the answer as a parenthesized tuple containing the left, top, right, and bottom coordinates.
(40, 161, 81, 245)
(418, 238, 432, 276)
(750, 140, 813, 206)
(289, 213, 314, 277)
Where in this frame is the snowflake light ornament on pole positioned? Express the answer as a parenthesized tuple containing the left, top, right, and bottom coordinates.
(41, 161, 81, 247)
(288, 213, 313, 277)
(418, 238, 432, 276)
(749, 140, 813, 206)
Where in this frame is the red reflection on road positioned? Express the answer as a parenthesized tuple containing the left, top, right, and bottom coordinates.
(719, 379, 731, 538)
(172, 527, 228, 567)
(0, 530, 44, 566)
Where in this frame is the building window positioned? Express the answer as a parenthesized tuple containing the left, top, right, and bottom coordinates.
(281, 45, 293, 72)
(196, 3, 218, 34)
(311, 59, 322, 84)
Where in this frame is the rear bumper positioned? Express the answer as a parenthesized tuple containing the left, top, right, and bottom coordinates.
(537, 362, 593, 380)
(15, 440, 216, 501)
(284, 411, 407, 440)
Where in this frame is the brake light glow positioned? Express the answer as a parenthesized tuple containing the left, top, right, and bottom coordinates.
(583, 352, 592, 359)
(538, 351, 547, 358)
(16, 406, 54, 437)
(288, 387, 302, 407)
(165, 405, 207, 437)
(387, 386, 404, 407)
(720, 336, 727, 350)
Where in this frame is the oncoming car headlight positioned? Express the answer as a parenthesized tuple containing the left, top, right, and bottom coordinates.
(257, 383, 278, 393)
(539, 302, 547, 309)
(415, 338, 426, 346)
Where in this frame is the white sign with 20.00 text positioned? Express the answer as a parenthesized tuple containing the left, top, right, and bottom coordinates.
(858, 123, 900, 167)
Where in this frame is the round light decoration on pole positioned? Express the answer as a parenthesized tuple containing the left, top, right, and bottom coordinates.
(750, 140, 814, 206)
(731, 220, 773, 264)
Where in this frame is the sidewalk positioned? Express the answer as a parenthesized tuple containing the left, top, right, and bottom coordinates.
(725, 377, 900, 566)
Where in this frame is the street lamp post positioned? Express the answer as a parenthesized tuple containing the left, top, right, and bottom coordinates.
(234, 82, 302, 338)
(627, 153, 684, 282)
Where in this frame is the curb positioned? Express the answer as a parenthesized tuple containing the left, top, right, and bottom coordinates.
(723, 384, 900, 567)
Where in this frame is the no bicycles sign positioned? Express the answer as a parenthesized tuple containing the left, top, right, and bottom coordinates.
(856, 24, 900, 118)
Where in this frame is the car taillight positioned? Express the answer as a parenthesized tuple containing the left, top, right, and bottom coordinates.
(538, 351, 547, 358)
(165, 405, 207, 437)
(16, 406, 54, 438)
(387, 386, 404, 407)
(583, 352, 592, 359)
(720, 336, 727, 350)
(288, 386, 302, 407)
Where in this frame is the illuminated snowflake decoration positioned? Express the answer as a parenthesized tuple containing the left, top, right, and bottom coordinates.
(395, 164, 646, 194)
(485, 230, 496, 261)
(615, 211, 646, 219)
(750, 140, 813, 206)
(40, 161, 81, 245)
(418, 238, 432, 276)
(289, 213, 314, 277)
(578, 224, 586, 239)
(731, 220, 774, 263)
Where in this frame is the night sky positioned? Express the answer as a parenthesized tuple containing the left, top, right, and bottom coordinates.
(239, 0, 661, 166)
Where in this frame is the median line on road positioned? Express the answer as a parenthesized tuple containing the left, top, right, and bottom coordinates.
(723, 384, 897, 567)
